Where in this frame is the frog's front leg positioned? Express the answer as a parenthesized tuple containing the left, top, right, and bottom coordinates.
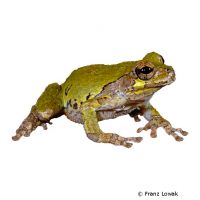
(137, 103, 188, 141)
(80, 100, 142, 148)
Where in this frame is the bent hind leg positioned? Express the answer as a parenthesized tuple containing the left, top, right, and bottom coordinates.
(12, 83, 64, 141)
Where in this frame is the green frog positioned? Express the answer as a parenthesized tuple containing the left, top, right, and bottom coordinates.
(12, 52, 188, 148)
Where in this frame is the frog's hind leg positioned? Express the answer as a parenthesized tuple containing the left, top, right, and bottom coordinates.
(12, 83, 64, 141)
(80, 100, 143, 148)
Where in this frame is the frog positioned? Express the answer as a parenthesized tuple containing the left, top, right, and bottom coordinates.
(12, 52, 188, 148)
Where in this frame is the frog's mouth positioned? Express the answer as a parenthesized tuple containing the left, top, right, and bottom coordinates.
(134, 87, 161, 95)
(147, 81, 174, 89)
(134, 81, 172, 95)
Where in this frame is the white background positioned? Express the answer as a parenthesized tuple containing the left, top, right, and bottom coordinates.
(0, 0, 199, 200)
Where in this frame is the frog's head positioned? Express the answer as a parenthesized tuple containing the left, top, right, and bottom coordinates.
(132, 52, 175, 96)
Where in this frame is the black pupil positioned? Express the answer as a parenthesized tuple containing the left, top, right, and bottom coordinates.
(140, 66, 153, 74)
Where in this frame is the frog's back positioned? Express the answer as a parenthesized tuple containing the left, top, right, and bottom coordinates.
(62, 61, 136, 106)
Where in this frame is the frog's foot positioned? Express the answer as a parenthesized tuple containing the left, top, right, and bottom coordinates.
(39, 121, 52, 130)
(137, 117, 188, 141)
(87, 133, 143, 148)
(133, 115, 141, 122)
(12, 106, 51, 141)
(23, 121, 52, 137)
(129, 109, 141, 122)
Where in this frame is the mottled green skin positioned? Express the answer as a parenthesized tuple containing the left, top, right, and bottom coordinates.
(35, 52, 173, 115)
(61, 52, 172, 109)
(61, 62, 136, 107)
(13, 52, 188, 147)
(143, 52, 165, 65)
(35, 83, 63, 120)
(59, 52, 177, 132)
(36, 83, 62, 112)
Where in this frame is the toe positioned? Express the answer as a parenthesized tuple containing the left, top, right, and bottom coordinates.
(12, 135, 21, 141)
(137, 127, 144, 133)
(176, 128, 188, 136)
(41, 123, 48, 130)
(24, 133, 31, 137)
(129, 137, 143, 143)
(181, 131, 188, 136)
(122, 142, 133, 148)
(134, 116, 141, 122)
(175, 135, 184, 142)
(150, 128, 157, 138)
(170, 132, 184, 142)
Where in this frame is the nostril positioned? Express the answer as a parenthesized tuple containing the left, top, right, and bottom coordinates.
(171, 73, 176, 81)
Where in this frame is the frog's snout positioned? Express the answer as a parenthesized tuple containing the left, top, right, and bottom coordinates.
(165, 65, 175, 83)
(169, 69, 176, 83)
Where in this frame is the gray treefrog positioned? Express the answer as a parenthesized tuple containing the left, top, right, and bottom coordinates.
(12, 52, 188, 148)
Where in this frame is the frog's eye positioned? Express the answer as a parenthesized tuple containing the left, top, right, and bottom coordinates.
(139, 66, 153, 74)
(135, 66, 154, 80)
